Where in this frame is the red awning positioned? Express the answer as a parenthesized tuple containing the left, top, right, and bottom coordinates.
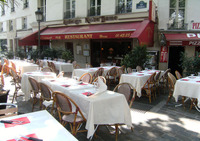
(40, 20, 154, 46)
(164, 33, 200, 46)
(18, 28, 49, 46)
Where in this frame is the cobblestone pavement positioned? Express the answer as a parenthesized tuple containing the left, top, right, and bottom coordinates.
(3, 74, 200, 141)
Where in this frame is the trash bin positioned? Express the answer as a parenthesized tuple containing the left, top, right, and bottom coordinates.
(0, 90, 9, 109)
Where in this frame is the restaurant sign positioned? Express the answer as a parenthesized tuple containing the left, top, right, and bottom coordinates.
(192, 23, 200, 30)
(40, 32, 132, 40)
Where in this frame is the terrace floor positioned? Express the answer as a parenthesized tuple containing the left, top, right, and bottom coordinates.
(3, 74, 200, 141)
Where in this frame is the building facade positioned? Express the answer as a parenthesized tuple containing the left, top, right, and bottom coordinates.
(157, 0, 200, 74)
(0, 0, 160, 68)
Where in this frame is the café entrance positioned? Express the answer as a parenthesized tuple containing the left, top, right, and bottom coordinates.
(90, 39, 132, 67)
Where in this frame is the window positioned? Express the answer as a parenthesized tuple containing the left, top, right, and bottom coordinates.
(24, 0, 29, 8)
(1, 3, 5, 16)
(116, 0, 132, 14)
(9, 20, 13, 31)
(64, 0, 75, 19)
(39, 0, 46, 21)
(168, 0, 186, 29)
(0, 23, 3, 32)
(11, 0, 15, 12)
(22, 17, 27, 29)
(89, 0, 101, 16)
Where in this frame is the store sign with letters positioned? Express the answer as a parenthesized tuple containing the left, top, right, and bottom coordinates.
(160, 46, 168, 63)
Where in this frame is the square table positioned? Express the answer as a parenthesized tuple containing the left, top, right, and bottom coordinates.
(120, 70, 162, 97)
(173, 76, 200, 108)
(0, 110, 78, 141)
(21, 72, 57, 101)
(41, 77, 132, 139)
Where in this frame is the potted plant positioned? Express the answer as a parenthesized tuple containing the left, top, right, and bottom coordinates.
(62, 49, 74, 62)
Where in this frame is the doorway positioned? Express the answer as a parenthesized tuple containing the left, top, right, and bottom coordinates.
(168, 46, 185, 75)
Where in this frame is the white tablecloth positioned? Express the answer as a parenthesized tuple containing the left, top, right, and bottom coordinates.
(173, 76, 200, 108)
(10, 60, 39, 75)
(72, 66, 120, 79)
(42, 60, 73, 73)
(21, 72, 56, 101)
(42, 78, 132, 139)
(0, 110, 78, 141)
(120, 70, 162, 97)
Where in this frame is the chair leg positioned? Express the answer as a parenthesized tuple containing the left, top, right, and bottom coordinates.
(115, 124, 118, 141)
(166, 92, 172, 105)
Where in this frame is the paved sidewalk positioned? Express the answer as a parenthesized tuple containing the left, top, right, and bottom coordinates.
(3, 75, 200, 141)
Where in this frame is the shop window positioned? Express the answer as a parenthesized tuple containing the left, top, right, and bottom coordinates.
(11, 0, 15, 12)
(23, 0, 29, 9)
(1, 3, 5, 16)
(88, 0, 101, 16)
(116, 0, 132, 14)
(64, 0, 75, 19)
(168, 0, 187, 30)
(39, 0, 46, 21)
(22, 17, 27, 29)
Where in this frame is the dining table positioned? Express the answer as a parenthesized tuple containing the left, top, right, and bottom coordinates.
(42, 60, 74, 73)
(173, 76, 200, 108)
(9, 59, 39, 76)
(72, 66, 120, 79)
(0, 110, 78, 141)
(41, 77, 132, 139)
(21, 72, 57, 101)
(119, 70, 163, 97)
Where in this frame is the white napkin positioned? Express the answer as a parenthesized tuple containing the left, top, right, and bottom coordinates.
(95, 76, 107, 95)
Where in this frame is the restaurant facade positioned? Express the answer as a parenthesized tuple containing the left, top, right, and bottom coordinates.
(0, 0, 159, 68)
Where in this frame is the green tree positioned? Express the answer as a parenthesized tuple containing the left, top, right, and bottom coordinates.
(121, 45, 148, 69)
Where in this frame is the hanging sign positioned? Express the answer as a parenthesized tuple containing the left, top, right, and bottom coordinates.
(160, 46, 168, 63)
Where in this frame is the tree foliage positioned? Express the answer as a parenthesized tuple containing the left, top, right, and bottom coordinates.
(121, 45, 148, 69)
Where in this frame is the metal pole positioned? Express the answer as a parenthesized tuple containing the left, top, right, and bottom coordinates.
(38, 21, 41, 59)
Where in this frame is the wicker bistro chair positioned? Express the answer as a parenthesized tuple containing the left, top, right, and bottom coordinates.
(141, 72, 156, 103)
(0, 103, 18, 118)
(50, 62, 59, 74)
(52, 91, 87, 136)
(175, 70, 182, 80)
(105, 67, 118, 85)
(41, 67, 53, 72)
(10, 68, 22, 103)
(3, 59, 10, 75)
(136, 66, 143, 72)
(78, 73, 93, 84)
(102, 83, 136, 141)
(126, 67, 132, 74)
(154, 71, 161, 96)
(39, 82, 55, 114)
(10, 61, 21, 75)
(166, 72, 176, 104)
(159, 68, 171, 88)
(57, 71, 64, 78)
(28, 77, 41, 111)
(117, 67, 125, 82)
(92, 67, 104, 81)
(74, 64, 81, 69)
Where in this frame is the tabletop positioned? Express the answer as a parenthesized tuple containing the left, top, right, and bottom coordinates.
(41, 77, 132, 139)
(0, 110, 78, 141)
(72, 66, 120, 79)
(21, 72, 57, 101)
(173, 76, 200, 108)
(120, 70, 162, 97)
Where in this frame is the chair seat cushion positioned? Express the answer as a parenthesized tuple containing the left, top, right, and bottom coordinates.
(62, 114, 84, 123)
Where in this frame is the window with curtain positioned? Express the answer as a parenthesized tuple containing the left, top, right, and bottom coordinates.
(9, 20, 13, 31)
(89, 0, 101, 16)
(1, 3, 5, 15)
(24, 0, 29, 8)
(116, 0, 132, 14)
(0, 23, 3, 32)
(22, 17, 27, 29)
(39, 0, 46, 21)
(11, 0, 15, 12)
(168, 0, 185, 29)
(65, 0, 75, 19)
